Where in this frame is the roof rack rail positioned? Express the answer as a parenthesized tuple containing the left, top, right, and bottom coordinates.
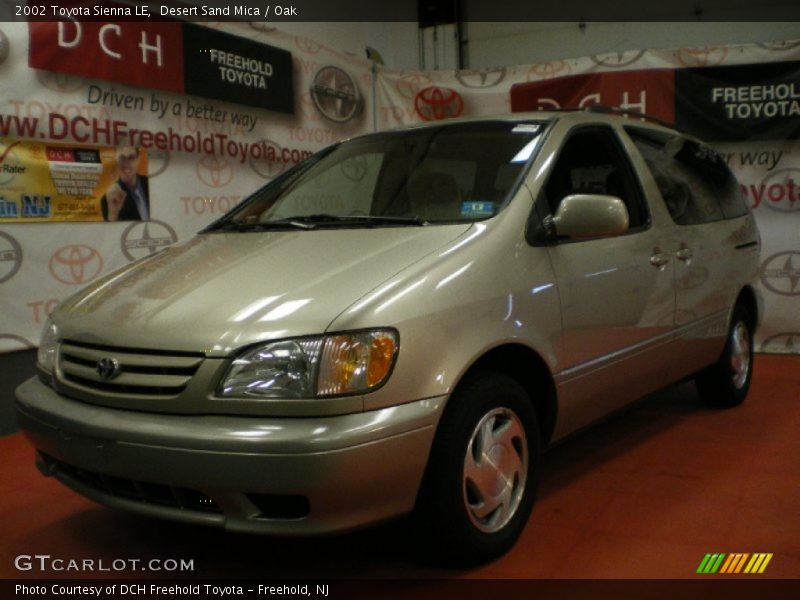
(582, 105, 677, 130)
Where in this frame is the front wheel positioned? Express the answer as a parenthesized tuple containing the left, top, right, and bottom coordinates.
(696, 305, 754, 408)
(413, 372, 541, 566)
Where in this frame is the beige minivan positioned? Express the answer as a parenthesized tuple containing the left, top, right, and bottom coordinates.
(16, 110, 761, 565)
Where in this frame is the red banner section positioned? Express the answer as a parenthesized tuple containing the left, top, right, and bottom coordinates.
(28, 22, 185, 94)
(28, 21, 295, 114)
(510, 70, 676, 124)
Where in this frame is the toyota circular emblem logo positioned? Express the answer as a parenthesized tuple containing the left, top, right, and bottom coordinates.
(35, 70, 85, 93)
(0, 334, 34, 351)
(310, 66, 363, 123)
(455, 67, 507, 88)
(147, 149, 170, 178)
(249, 138, 287, 180)
(591, 50, 646, 68)
(414, 87, 465, 122)
(760, 332, 800, 353)
(120, 220, 179, 262)
(96, 357, 122, 381)
(757, 169, 800, 213)
(0, 230, 23, 283)
(48, 245, 104, 285)
(197, 155, 234, 188)
(759, 251, 800, 296)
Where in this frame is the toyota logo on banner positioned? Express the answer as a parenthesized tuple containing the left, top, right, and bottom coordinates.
(759, 251, 800, 296)
(0, 334, 35, 351)
(197, 155, 234, 188)
(0, 230, 23, 284)
(121, 220, 178, 262)
(414, 87, 465, 122)
(760, 332, 800, 353)
(249, 138, 287, 180)
(455, 67, 507, 88)
(310, 66, 363, 123)
(48, 245, 104, 285)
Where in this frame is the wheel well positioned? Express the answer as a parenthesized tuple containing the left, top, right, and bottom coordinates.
(455, 344, 557, 445)
(736, 286, 758, 329)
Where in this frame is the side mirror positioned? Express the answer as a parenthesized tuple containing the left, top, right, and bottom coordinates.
(552, 194, 630, 239)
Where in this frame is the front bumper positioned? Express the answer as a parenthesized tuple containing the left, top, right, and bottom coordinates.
(15, 377, 445, 535)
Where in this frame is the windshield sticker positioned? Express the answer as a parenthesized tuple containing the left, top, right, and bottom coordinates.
(512, 124, 541, 133)
(461, 201, 494, 217)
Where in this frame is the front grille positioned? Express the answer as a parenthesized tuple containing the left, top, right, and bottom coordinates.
(42, 453, 221, 514)
(58, 340, 204, 398)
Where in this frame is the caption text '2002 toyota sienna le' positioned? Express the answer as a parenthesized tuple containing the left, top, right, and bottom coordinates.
(16, 110, 761, 565)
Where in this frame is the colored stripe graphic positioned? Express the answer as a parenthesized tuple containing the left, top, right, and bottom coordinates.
(697, 553, 726, 574)
(698, 553, 773, 574)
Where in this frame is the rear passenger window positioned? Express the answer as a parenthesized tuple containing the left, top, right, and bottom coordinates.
(625, 126, 748, 225)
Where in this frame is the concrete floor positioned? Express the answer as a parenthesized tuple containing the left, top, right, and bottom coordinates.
(1, 355, 798, 585)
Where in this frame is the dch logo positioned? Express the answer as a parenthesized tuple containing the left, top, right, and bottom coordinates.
(48, 245, 104, 285)
(197, 155, 234, 189)
(0, 230, 23, 283)
(759, 251, 800, 296)
(414, 87, 464, 121)
(455, 67, 507, 88)
(120, 220, 178, 262)
(310, 66, 363, 123)
(760, 332, 800, 353)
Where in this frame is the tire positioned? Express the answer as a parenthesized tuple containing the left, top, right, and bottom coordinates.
(413, 371, 541, 567)
(695, 305, 754, 408)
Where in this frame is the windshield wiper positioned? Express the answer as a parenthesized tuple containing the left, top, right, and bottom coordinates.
(205, 214, 428, 233)
(270, 214, 428, 227)
(203, 219, 315, 232)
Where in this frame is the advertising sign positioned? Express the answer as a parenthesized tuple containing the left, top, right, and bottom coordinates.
(28, 21, 294, 114)
(0, 139, 148, 222)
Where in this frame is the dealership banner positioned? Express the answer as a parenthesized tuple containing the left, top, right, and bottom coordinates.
(1, 25, 799, 355)
(0, 139, 148, 222)
(28, 21, 295, 113)
(0, 21, 374, 353)
(375, 40, 800, 354)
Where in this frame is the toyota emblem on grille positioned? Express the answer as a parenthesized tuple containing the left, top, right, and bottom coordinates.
(96, 358, 121, 380)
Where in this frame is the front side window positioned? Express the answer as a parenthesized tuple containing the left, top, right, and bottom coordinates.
(209, 121, 546, 231)
(542, 126, 649, 231)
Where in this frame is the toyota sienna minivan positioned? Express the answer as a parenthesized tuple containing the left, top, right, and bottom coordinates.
(15, 110, 761, 565)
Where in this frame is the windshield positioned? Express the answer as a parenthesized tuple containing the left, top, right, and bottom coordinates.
(207, 120, 546, 231)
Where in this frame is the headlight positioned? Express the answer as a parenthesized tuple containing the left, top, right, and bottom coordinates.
(218, 329, 398, 399)
(37, 318, 59, 373)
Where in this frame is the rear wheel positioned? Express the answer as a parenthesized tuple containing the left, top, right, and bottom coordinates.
(414, 372, 540, 566)
(696, 305, 754, 408)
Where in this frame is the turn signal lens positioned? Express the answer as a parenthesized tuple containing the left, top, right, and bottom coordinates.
(317, 330, 397, 396)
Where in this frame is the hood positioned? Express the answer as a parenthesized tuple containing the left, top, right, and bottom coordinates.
(54, 225, 472, 355)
